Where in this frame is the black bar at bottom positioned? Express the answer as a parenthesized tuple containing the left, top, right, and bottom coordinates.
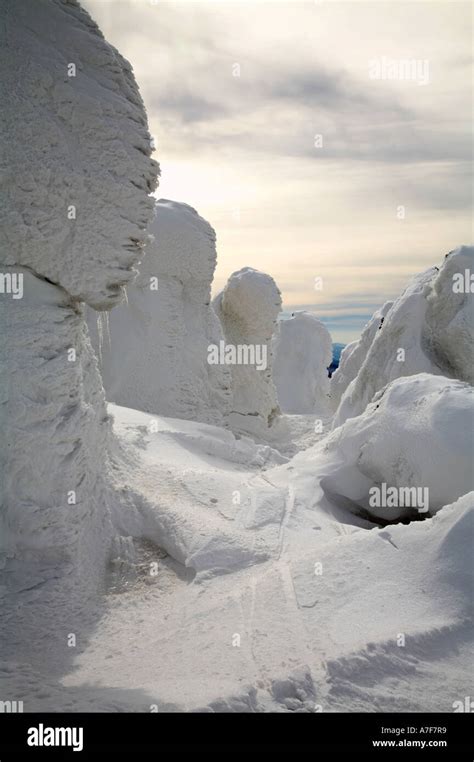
(0, 712, 472, 757)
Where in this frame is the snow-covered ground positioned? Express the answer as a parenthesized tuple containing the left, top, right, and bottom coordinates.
(2, 402, 471, 712)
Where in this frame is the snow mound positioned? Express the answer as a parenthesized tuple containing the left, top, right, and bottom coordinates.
(213, 267, 282, 437)
(273, 311, 333, 414)
(88, 200, 232, 425)
(330, 301, 393, 410)
(320, 374, 474, 522)
(290, 491, 473, 711)
(0, 0, 158, 310)
(334, 246, 474, 427)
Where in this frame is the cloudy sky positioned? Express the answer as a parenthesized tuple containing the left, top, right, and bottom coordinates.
(83, 0, 472, 342)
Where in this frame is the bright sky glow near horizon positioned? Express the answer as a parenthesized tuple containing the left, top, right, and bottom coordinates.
(83, 0, 472, 343)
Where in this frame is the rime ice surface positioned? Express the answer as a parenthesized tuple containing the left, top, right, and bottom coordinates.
(423, 245, 474, 385)
(213, 267, 282, 437)
(0, 0, 158, 310)
(273, 311, 333, 415)
(330, 301, 393, 411)
(333, 246, 474, 427)
(0, 271, 114, 588)
(0, 0, 158, 596)
(87, 200, 232, 425)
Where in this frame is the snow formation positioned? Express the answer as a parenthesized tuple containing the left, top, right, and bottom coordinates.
(321, 373, 474, 522)
(213, 267, 282, 437)
(3, 400, 471, 712)
(0, 0, 158, 310)
(2, 0, 472, 719)
(88, 199, 232, 425)
(0, 0, 158, 587)
(0, 272, 114, 590)
(330, 301, 393, 410)
(423, 245, 474, 385)
(334, 246, 474, 426)
(273, 311, 333, 414)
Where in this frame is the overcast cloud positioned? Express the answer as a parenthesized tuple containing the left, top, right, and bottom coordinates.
(83, 0, 472, 342)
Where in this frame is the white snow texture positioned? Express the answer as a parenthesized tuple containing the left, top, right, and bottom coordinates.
(321, 373, 474, 521)
(0, 0, 158, 587)
(88, 199, 232, 426)
(213, 267, 282, 436)
(0, 0, 158, 311)
(1, 0, 473, 718)
(333, 246, 474, 427)
(273, 311, 333, 414)
(330, 301, 393, 410)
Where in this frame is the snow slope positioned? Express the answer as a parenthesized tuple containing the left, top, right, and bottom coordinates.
(334, 246, 474, 427)
(2, 404, 471, 712)
(213, 268, 283, 438)
(87, 200, 232, 425)
(273, 311, 333, 415)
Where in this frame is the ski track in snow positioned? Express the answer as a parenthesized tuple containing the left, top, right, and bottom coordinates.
(1, 0, 472, 715)
(3, 401, 469, 713)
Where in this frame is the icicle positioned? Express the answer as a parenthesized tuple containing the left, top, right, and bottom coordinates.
(103, 311, 111, 348)
(96, 311, 111, 365)
(96, 313, 104, 365)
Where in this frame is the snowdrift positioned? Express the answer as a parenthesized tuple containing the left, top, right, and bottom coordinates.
(88, 200, 232, 425)
(273, 311, 333, 414)
(3, 400, 471, 712)
(321, 374, 474, 522)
